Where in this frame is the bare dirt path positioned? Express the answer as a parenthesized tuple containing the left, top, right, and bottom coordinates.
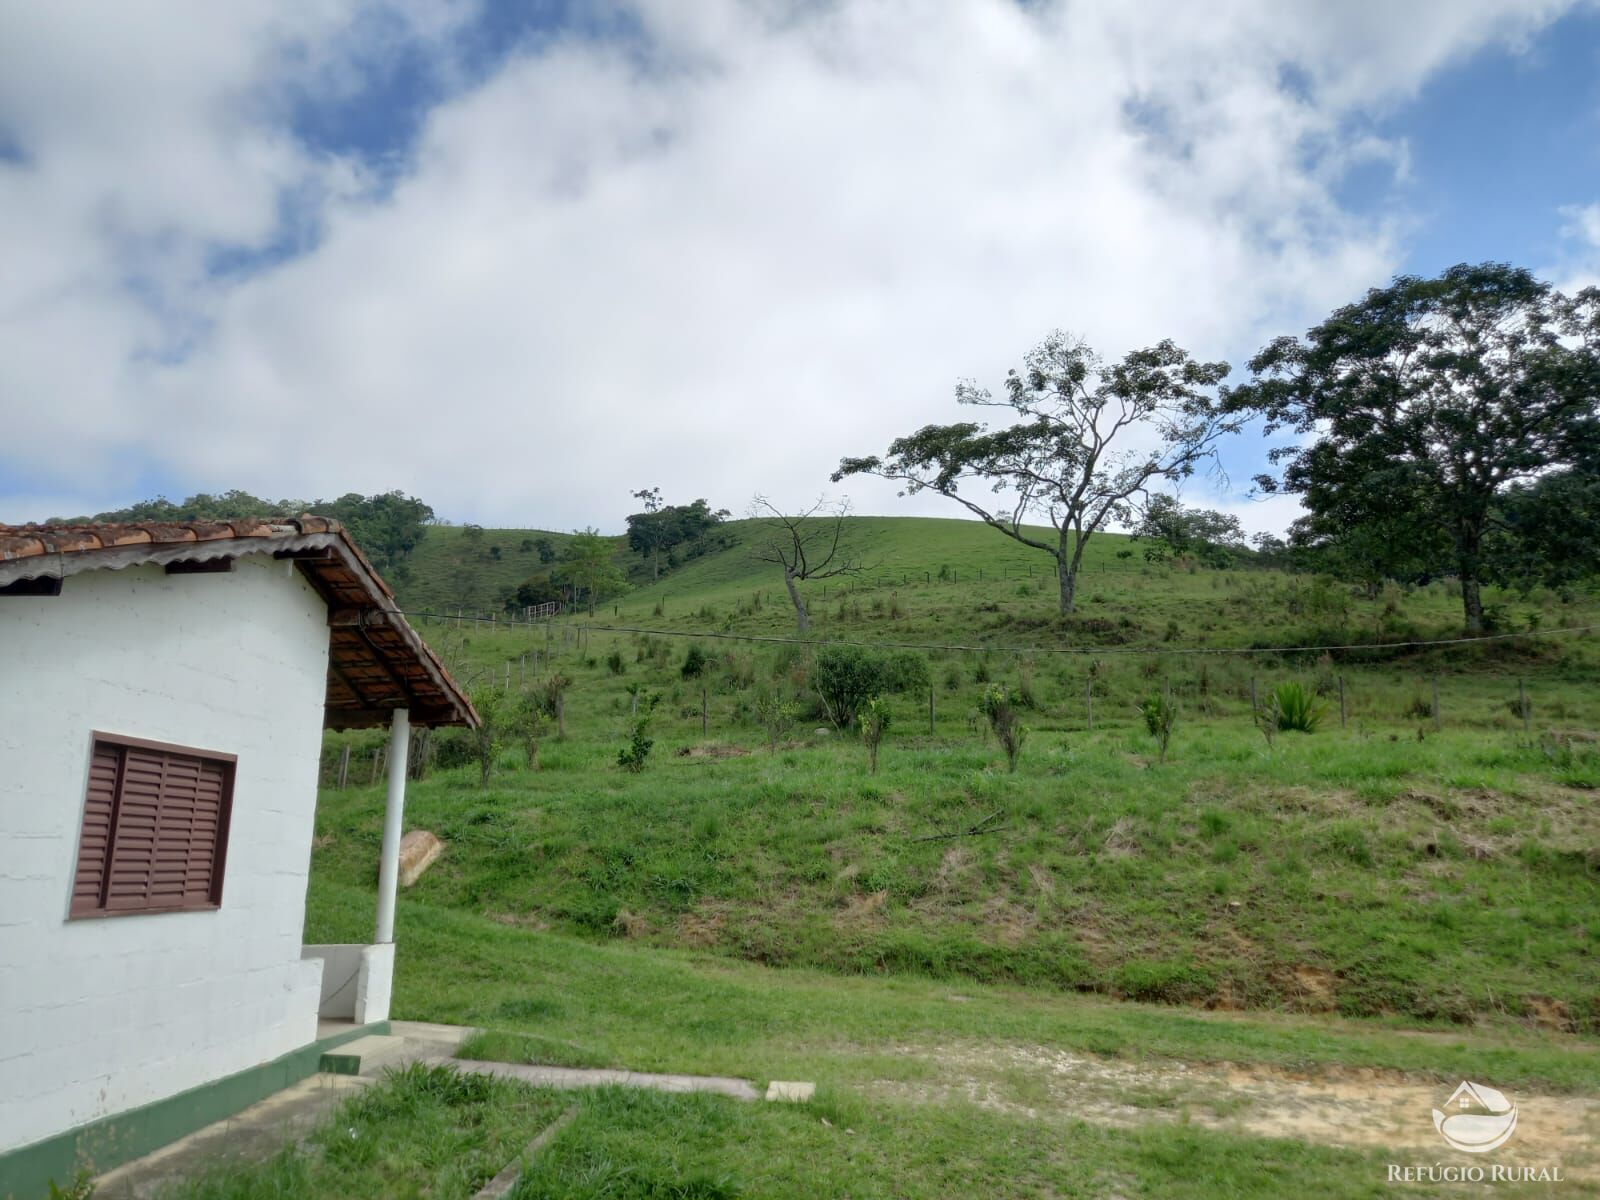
(867, 1042, 1600, 1180)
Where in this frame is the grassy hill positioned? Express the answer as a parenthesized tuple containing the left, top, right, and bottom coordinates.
(311, 513, 1600, 1037)
(285, 510, 1600, 1192)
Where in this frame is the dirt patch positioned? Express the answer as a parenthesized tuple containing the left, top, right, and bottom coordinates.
(980, 897, 1037, 946)
(865, 1041, 1600, 1176)
(933, 847, 974, 894)
(1286, 964, 1337, 1012)
(1026, 863, 1057, 899)
(611, 907, 649, 938)
(1527, 995, 1577, 1034)
(484, 910, 550, 931)
(1101, 818, 1141, 857)
(837, 890, 889, 928)
(675, 742, 751, 760)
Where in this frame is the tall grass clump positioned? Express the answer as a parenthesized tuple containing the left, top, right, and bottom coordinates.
(1270, 681, 1325, 732)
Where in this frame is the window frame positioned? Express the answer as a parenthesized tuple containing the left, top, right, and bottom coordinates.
(69, 731, 238, 920)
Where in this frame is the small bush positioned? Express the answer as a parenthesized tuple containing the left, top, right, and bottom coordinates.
(753, 688, 798, 751)
(618, 714, 654, 773)
(860, 695, 891, 774)
(977, 684, 1028, 772)
(1139, 692, 1177, 761)
(882, 650, 930, 695)
(605, 650, 625, 675)
(681, 643, 709, 679)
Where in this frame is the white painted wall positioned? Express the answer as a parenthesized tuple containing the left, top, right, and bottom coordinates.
(0, 555, 331, 1155)
(301, 943, 393, 1026)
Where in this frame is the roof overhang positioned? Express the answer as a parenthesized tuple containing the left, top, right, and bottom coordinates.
(0, 517, 479, 730)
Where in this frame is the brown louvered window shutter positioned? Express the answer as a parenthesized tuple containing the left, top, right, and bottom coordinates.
(71, 735, 236, 918)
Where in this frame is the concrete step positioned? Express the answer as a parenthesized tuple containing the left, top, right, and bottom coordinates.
(319, 1034, 408, 1076)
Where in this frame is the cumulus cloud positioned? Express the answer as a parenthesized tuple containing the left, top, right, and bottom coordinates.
(1555, 202, 1600, 290)
(0, 0, 1581, 528)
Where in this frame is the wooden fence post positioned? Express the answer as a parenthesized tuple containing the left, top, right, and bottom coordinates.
(337, 744, 351, 789)
(1520, 678, 1531, 740)
(1250, 676, 1258, 712)
(1338, 675, 1347, 728)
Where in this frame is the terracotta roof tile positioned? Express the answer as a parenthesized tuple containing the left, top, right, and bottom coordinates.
(0, 515, 476, 729)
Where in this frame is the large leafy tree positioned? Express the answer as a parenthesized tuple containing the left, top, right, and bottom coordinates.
(319, 491, 435, 580)
(1230, 263, 1600, 633)
(625, 491, 728, 581)
(1132, 494, 1247, 565)
(62, 488, 434, 582)
(834, 332, 1238, 613)
(558, 527, 628, 616)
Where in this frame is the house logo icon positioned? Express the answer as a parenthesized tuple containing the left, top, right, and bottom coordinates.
(1432, 1082, 1518, 1153)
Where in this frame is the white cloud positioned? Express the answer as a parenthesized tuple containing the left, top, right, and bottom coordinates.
(0, 0, 1581, 530)
(1554, 201, 1600, 291)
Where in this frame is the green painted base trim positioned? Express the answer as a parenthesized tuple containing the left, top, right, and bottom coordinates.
(0, 1021, 390, 1200)
(318, 1050, 363, 1076)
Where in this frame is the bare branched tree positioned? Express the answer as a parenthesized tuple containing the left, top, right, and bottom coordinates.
(748, 495, 862, 634)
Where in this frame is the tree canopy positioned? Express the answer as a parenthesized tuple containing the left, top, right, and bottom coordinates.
(835, 331, 1239, 613)
(624, 494, 729, 581)
(1131, 495, 1247, 566)
(558, 528, 629, 615)
(1228, 262, 1600, 632)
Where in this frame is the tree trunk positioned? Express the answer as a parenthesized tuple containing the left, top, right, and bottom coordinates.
(1461, 574, 1484, 636)
(1055, 526, 1078, 614)
(784, 569, 809, 634)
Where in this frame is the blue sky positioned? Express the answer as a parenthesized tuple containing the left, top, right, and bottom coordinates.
(1344, 5, 1600, 277)
(2, 1, 1597, 532)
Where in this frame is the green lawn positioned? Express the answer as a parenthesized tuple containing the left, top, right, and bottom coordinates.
(153, 1066, 1474, 1200)
(282, 514, 1600, 1195)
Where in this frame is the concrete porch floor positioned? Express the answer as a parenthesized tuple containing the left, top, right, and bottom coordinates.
(93, 1021, 471, 1199)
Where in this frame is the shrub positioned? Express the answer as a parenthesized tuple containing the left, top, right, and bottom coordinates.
(605, 650, 625, 675)
(860, 695, 891, 774)
(509, 688, 548, 769)
(882, 650, 930, 695)
(1016, 660, 1038, 709)
(812, 645, 884, 728)
(977, 684, 1028, 772)
(617, 715, 654, 773)
(681, 643, 709, 679)
(468, 684, 508, 787)
(1270, 681, 1325, 732)
(1139, 692, 1177, 761)
(723, 651, 755, 689)
(1253, 695, 1279, 749)
(753, 688, 798, 752)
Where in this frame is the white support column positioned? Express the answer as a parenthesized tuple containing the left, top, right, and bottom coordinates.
(374, 708, 410, 944)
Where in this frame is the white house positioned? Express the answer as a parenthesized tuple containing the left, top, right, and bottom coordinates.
(0, 517, 477, 1197)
